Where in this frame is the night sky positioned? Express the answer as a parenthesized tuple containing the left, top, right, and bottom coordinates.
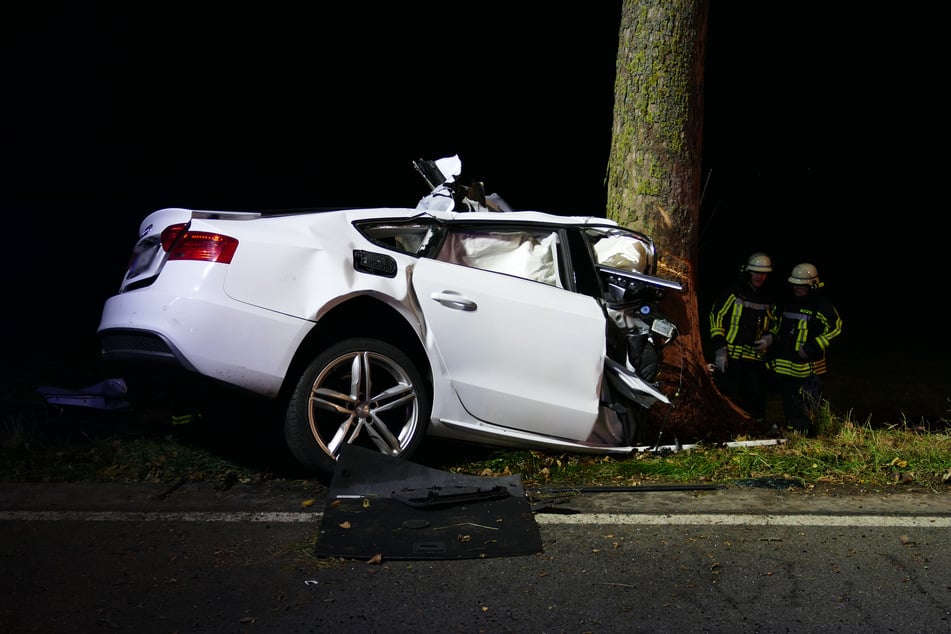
(4, 4, 945, 407)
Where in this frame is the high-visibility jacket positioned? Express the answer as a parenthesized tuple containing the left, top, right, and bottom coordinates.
(708, 279, 777, 362)
(767, 291, 843, 378)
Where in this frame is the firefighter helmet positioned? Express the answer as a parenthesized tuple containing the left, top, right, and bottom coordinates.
(788, 262, 821, 287)
(744, 252, 772, 273)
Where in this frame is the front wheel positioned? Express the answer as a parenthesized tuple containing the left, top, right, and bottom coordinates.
(284, 338, 430, 478)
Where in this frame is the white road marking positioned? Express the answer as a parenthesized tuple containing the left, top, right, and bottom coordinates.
(0, 510, 948, 528)
(534, 513, 951, 528)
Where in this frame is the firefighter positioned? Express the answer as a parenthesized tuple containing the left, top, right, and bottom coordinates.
(767, 263, 844, 436)
(708, 252, 777, 426)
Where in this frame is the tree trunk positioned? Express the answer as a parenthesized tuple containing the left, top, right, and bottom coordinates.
(606, 0, 754, 441)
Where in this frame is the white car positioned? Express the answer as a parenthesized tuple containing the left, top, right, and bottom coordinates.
(97, 157, 682, 477)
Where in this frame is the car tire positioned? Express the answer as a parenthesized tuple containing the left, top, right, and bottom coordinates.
(284, 337, 430, 477)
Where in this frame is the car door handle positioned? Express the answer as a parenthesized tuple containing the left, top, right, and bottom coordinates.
(431, 291, 477, 311)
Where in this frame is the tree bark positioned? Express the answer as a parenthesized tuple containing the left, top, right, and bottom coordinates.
(607, 0, 754, 441)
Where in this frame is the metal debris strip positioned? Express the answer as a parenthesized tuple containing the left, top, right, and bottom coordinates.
(633, 438, 787, 454)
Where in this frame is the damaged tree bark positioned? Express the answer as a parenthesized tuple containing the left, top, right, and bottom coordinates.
(606, 0, 754, 440)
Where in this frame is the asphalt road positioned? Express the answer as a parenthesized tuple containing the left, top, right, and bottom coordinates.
(1, 480, 948, 633)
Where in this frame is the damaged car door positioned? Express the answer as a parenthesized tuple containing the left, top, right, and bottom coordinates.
(410, 227, 606, 441)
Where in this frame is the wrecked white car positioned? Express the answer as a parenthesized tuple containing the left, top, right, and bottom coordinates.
(97, 156, 682, 477)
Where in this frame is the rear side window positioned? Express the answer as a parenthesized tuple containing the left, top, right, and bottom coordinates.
(357, 221, 441, 256)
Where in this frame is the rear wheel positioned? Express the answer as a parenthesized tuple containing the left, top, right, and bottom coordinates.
(284, 338, 430, 477)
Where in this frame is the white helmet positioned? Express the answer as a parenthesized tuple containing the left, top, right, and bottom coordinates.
(788, 262, 821, 287)
(744, 252, 772, 273)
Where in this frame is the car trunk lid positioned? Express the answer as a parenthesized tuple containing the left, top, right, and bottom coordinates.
(118, 207, 257, 291)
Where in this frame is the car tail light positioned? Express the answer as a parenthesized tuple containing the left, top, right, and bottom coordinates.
(161, 223, 238, 264)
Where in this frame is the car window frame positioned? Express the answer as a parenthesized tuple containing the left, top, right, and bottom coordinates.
(357, 217, 574, 290)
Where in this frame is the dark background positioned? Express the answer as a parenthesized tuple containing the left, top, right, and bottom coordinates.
(4, 3, 946, 422)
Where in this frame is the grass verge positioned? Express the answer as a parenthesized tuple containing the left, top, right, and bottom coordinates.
(447, 420, 951, 492)
(2, 397, 949, 492)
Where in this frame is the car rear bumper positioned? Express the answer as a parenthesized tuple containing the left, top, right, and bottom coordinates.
(97, 288, 313, 398)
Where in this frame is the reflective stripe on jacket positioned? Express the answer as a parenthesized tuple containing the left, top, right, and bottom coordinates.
(708, 284, 776, 362)
(767, 297, 843, 378)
